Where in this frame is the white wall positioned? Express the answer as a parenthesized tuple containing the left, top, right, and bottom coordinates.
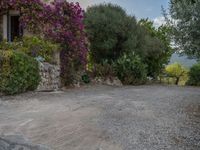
(3, 15, 7, 39)
(2, 10, 20, 40)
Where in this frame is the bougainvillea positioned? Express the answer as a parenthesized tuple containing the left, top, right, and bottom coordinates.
(0, 0, 88, 85)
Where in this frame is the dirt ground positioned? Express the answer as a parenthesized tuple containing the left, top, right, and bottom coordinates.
(0, 85, 200, 150)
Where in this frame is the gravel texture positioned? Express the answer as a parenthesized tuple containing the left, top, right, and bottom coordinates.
(0, 85, 199, 150)
(0, 135, 50, 150)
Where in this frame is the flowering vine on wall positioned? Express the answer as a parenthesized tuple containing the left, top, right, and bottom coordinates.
(0, 0, 88, 85)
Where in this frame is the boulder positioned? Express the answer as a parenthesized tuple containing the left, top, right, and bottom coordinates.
(93, 77, 122, 86)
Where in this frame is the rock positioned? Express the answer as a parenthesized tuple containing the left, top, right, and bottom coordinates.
(93, 77, 103, 84)
(0, 135, 51, 150)
(92, 77, 122, 86)
(112, 77, 123, 86)
(0, 92, 4, 97)
(105, 77, 123, 86)
(73, 82, 81, 88)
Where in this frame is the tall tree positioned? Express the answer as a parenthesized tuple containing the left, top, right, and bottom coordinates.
(139, 19, 173, 78)
(84, 4, 138, 64)
(167, 0, 200, 60)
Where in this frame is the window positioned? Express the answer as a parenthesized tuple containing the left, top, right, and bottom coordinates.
(9, 15, 22, 42)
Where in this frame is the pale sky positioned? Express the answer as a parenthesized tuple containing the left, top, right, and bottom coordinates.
(68, 0, 169, 26)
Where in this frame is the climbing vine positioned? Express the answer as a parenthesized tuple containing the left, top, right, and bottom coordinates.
(0, 0, 88, 85)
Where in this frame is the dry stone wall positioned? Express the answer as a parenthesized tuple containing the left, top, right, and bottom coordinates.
(37, 62, 61, 91)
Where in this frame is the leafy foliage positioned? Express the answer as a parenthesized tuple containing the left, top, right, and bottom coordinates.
(0, 40, 16, 50)
(92, 60, 116, 78)
(139, 19, 173, 78)
(187, 63, 200, 86)
(81, 74, 90, 84)
(0, 37, 59, 63)
(166, 0, 200, 59)
(0, 50, 40, 95)
(16, 36, 59, 64)
(84, 4, 138, 64)
(114, 53, 147, 85)
(165, 63, 188, 85)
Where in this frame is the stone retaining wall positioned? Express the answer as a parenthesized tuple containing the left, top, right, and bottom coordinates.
(37, 62, 61, 91)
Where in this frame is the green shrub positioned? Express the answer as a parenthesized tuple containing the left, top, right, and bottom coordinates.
(19, 36, 59, 63)
(82, 74, 90, 84)
(92, 60, 116, 78)
(0, 36, 59, 64)
(165, 63, 188, 85)
(0, 50, 40, 95)
(187, 63, 200, 86)
(114, 53, 147, 85)
(138, 19, 172, 78)
(0, 40, 16, 50)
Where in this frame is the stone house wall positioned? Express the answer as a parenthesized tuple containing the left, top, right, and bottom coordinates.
(0, 11, 61, 91)
(0, 16, 3, 41)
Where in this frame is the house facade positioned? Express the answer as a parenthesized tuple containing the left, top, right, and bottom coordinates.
(0, 10, 22, 42)
(0, 15, 3, 41)
(0, 0, 53, 42)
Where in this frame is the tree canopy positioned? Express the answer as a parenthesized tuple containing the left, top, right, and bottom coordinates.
(85, 4, 173, 79)
(84, 4, 138, 63)
(165, 62, 188, 85)
(139, 19, 172, 78)
(167, 0, 200, 60)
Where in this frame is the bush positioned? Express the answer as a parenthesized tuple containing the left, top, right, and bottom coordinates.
(84, 3, 138, 63)
(0, 37, 59, 64)
(0, 40, 16, 50)
(0, 50, 40, 95)
(187, 63, 200, 86)
(82, 74, 90, 84)
(16, 36, 59, 64)
(114, 53, 147, 85)
(165, 63, 188, 85)
(92, 60, 116, 78)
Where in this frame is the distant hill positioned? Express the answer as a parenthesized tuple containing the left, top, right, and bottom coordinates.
(169, 53, 197, 68)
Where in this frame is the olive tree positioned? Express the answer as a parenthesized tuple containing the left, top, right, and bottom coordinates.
(84, 3, 138, 63)
(165, 63, 188, 85)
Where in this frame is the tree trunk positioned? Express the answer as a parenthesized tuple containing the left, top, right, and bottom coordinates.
(175, 77, 180, 85)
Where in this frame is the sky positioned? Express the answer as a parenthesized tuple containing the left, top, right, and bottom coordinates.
(68, 0, 170, 27)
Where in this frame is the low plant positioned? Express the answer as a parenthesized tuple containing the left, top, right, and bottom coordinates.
(0, 50, 40, 95)
(0, 37, 59, 64)
(16, 36, 59, 64)
(165, 63, 188, 85)
(0, 40, 17, 50)
(187, 63, 200, 86)
(92, 60, 116, 78)
(114, 53, 147, 85)
(82, 74, 90, 84)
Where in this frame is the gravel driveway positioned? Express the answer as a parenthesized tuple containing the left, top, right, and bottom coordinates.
(0, 85, 200, 150)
